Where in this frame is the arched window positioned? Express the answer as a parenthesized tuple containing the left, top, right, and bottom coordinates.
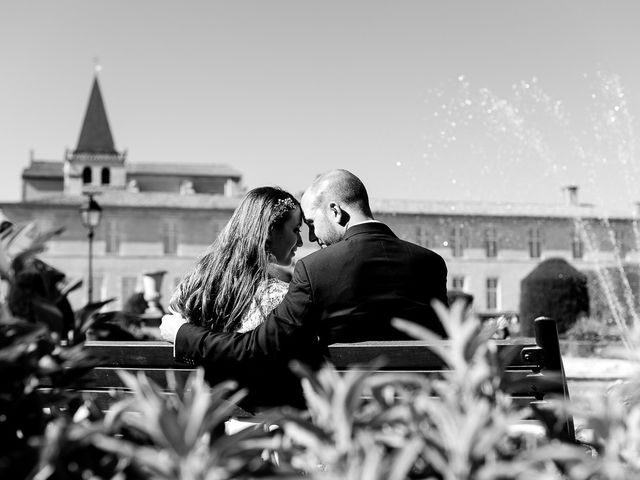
(101, 167, 110, 185)
(82, 166, 92, 184)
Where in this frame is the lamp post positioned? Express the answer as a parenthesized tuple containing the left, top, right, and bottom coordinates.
(79, 193, 102, 303)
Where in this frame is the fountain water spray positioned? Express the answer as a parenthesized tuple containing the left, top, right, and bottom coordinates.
(423, 71, 640, 347)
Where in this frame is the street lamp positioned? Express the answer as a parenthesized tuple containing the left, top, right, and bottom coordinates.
(79, 193, 102, 303)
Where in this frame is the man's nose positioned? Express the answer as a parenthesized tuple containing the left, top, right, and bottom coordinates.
(296, 232, 303, 247)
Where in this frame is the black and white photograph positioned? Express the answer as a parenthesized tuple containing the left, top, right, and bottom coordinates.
(2, 1, 640, 478)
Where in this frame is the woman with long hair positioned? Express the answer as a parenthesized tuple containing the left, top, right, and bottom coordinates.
(170, 187, 303, 333)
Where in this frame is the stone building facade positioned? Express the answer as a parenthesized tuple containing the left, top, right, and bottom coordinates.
(372, 197, 639, 314)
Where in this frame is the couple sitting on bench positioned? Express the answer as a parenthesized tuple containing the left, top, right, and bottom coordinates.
(160, 169, 449, 409)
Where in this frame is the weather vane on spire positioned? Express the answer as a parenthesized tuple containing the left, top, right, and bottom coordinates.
(93, 57, 102, 74)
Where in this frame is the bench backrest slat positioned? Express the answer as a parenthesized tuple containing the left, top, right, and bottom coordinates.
(76, 366, 548, 398)
(81, 339, 540, 370)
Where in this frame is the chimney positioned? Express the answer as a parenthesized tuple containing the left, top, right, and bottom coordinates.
(562, 185, 579, 206)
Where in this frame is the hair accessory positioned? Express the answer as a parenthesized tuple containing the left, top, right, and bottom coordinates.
(272, 197, 297, 221)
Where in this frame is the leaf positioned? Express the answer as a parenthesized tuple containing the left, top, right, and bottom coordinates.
(59, 278, 83, 297)
(387, 436, 425, 480)
(75, 298, 116, 333)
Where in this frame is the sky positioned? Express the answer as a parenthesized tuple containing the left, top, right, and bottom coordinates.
(2, 1, 640, 212)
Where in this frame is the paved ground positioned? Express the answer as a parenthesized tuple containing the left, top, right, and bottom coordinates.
(564, 356, 639, 380)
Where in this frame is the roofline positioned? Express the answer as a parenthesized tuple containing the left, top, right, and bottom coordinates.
(0, 199, 239, 213)
(126, 171, 242, 179)
(2, 197, 637, 220)
(22, 174, 64, 180)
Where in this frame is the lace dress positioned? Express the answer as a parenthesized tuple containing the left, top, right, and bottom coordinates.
(237, 278, 289, 333)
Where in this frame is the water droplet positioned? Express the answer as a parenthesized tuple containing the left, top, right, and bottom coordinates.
(396, 161, 403, 167)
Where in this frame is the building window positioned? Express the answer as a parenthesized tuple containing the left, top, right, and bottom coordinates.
(572, 231, 583, 259)
(163, 221, 178, 255)
(615, 227, 628, 258)
(415, 225, 429, 247)
(101, 167, 110, 185)
(451, 276, 466, 291)
(484, 227, 498, 258)
(92, 274, 104, 301)
(450, 225, 465, 257)
(486, 277, 499, 310)
(82, 166, 92, 184)
(105, 220, 120, 254)
(528, 227, 542, 258)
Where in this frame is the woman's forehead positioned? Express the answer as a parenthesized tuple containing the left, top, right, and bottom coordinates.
(290, 205, 303, 223)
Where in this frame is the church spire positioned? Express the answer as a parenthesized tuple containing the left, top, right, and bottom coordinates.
(74, 75, 117, 154)
(63, 70, 126, 195)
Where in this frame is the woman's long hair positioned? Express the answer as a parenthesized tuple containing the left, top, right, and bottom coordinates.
(170, 187, 299, 332)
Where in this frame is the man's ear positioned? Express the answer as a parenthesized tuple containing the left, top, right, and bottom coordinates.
(329, 202, 350, 226)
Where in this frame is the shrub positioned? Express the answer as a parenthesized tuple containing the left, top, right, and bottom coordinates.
(519, 258, 590, 336)
(0, 223, 102, 478)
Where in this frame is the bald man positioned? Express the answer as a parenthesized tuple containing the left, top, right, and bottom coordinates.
(161, 170, 448, 407)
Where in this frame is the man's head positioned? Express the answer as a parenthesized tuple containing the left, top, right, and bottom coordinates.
(301, 169, 373, 247)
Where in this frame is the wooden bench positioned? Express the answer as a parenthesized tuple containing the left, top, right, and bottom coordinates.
(66, 317, 575, 442)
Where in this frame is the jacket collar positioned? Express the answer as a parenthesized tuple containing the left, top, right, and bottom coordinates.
(343, 221, 396, 241)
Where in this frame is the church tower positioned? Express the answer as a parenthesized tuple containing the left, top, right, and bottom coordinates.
(64, 74, 127, 195)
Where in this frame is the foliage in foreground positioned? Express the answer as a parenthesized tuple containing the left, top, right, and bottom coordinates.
(0, 221, 154, 479)
(20, 301, 640, 480)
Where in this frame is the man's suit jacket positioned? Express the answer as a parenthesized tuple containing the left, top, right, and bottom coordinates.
(175, 222, 448, 407)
